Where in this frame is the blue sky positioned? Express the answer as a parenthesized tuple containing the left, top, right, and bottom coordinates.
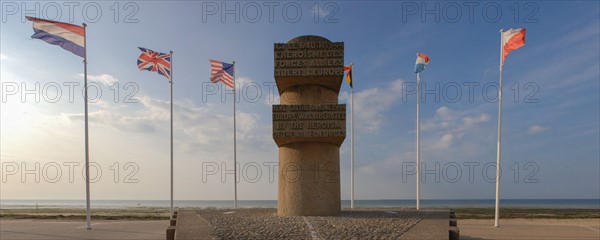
(1, 1, 598, 201)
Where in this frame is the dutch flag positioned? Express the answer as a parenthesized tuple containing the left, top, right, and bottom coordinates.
(26, 17, 85, 58)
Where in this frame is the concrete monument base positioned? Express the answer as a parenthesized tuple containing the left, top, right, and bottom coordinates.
(277, 142, 341, 216)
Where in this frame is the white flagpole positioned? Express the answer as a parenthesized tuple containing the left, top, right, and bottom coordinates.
(495, 29, 505, 228)
(170, 51, 174, 220)
(350, 63, 355, 209)
(416, 71, 421, 211)
(233, 61, 237, 209)
(82, 22, 92, 230)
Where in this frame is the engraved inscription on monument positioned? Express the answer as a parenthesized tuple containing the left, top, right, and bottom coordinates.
(273, 104, 346, 144)
(273, 38, 345, 96)
(274, 42, 344, 77)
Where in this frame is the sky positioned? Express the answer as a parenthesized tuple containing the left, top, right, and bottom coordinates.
(0, 1, 598, 201)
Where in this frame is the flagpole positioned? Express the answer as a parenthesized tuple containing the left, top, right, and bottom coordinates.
(233, 61, 237, 210)
(350, 63, 355, 209)
(170, 51, 174, 220)
(82, 22, 91, 230)
(495, 29, 504, 228)
(416, 72, 421, 211)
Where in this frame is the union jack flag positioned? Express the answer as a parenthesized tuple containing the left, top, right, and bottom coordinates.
(209, 60, 235, 89)
(137, 47, 172, 80)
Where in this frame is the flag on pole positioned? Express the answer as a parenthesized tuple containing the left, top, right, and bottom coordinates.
(136, 47, 175, 220)
(495, 28, 526, 228)
(414, 52, 429, 210)
(26, 16, 85, 58)
(209, 59, 237, 208)
(344, 65, 353, 88)
(26, 16, 92, 229)
(501, 28, 526, 62)
(209, 60, 235, 89)
(344, 63, 355, 208)
(137, 47, 172, 80)
(414, 53, 430, 73)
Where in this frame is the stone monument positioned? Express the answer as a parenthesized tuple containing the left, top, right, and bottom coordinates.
(273, 35, 346, 216)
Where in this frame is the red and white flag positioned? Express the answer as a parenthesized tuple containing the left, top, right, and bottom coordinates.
(501, 28, 526, 62)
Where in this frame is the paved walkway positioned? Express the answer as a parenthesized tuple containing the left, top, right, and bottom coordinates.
(0, 219, 168, 240)
(460, 219, 600, 240)
(400, 210, 451, 240)
(175, 211, 212, 240)
(175, 208, 451, 239)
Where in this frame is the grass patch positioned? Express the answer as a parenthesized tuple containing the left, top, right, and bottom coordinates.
(0, 207, 171, 220)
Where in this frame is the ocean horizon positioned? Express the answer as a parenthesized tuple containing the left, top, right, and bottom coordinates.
(1, 199, 598, 209)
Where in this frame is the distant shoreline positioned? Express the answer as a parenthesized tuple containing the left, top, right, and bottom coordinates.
(2, 199, 599, 209)
(2, 198, 598, 220)
(1, 207, 599, 220)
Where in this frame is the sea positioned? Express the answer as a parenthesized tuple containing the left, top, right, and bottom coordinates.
(1, 199, 599, 209)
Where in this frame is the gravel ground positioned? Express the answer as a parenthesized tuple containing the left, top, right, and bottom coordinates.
(196, 208, 427, 240)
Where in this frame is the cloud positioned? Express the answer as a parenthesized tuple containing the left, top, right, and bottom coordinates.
(235, 77, 254, 87)
(343, 81, 489, 135)
(1, 54, 9, 61)
(434, 133, 454, 149)
(237, 112, 259, 134)
(342, 79, 405, 133)
(64, 96, 179, 133)
(64, 109, 158, 133)
(77, 74, 118, 85)
(418, 106, 494, 158)
(422, 107, 490, 133)
(436, 106, 456, 121)
(528, 125, 547, 135)
(421, 107, 453, 131)
(62, 94, 273, 155)
(463, 114, 491, 127)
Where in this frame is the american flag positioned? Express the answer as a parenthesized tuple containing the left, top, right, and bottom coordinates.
(137, 47, 172, 80)
(209, 59, 235, 89)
